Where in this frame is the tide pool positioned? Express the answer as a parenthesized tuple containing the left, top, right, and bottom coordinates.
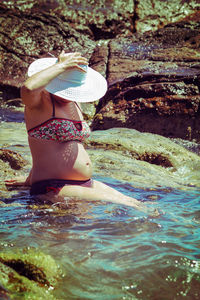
(0, 109, 200, 299)
(0, 178, 200, 299)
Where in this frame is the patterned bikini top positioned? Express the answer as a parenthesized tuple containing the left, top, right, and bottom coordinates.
(28, 96, 91, 143)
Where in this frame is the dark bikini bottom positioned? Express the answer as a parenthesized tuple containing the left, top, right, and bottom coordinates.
(30, 178, 93, 195)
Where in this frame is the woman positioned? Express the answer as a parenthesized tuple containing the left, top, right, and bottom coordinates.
(6, 51, 148, 212)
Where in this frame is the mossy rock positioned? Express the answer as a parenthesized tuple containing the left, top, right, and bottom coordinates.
(0, 149, 27, 170)
(0, 247, 63, 300)
(85, 128, 200, 189)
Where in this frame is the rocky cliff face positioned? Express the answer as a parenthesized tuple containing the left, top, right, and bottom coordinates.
(0, 0, 199, 140)
(90, 13, 200, 140)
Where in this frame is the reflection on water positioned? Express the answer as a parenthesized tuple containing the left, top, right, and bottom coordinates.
(1, 179, 200, 299)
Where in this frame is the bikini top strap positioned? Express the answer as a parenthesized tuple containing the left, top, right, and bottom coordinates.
(50, 94, 56, 117)
(50, 96, 82, 117)
(74, 102, 83, 113)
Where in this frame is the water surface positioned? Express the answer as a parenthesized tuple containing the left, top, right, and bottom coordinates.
(1, 179, 200, 299)
(0, 108, 200, 299)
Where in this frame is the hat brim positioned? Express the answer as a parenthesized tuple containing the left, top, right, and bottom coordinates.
(27, 57, 107, 103)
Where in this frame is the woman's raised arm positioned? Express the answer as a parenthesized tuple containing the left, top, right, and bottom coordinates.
(21, 52, 88, 108)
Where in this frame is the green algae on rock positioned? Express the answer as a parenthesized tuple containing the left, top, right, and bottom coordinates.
(0, 247, 63, 300)
(0, 148, 29, 198)
(0, 261, 55, 300)
(1, 121, 200, 192)
(85, 128, 200, 189)
(0, 149, 27, 170)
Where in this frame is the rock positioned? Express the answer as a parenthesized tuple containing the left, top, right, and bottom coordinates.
(0, 284, 10, 300)
(89, 41, 109, 78)
(0, 0, 198, 96)
(81, 101, 99, 122)
(0, 247, 62, 287)
(134, 0, 200, 33)
(1, 126, 200, 191)
(0, 0, 133, 100)
(172, 138, 200, 155)
(85, 128, 200, 189)
(2, 0, 199, 36)
(1, 0, 134, 39)
(0, 2, 200, 139)
(0, 3, 96, 99)
(5, 98, 23, 107)
(0, 149, 27, 170)
(91, 14, 200, 140)
(0, 160, 16, 179)
(0, 247, 62, 299)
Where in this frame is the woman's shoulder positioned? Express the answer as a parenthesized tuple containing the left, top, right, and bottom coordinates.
(21, 88, 49, 110)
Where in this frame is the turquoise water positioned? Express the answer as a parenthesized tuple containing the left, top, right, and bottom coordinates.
(0, 108, 200, 299)
(1, 177, 200, 299)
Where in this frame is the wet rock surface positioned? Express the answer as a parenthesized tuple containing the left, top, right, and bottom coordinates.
(0, 149, 27, 170)
(0, 247, 62, 300)
(1, 126, 200, 192)
(85, 128, 200, 189)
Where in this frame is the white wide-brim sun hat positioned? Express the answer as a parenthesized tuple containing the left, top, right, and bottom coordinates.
(27, 57, 107, 103)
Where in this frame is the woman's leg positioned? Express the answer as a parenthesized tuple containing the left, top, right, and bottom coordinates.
(50, 180, 148, 212)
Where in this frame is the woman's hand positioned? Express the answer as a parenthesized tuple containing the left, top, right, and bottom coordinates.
(57, 51, 88, 73)
(5, 176, 30, 189)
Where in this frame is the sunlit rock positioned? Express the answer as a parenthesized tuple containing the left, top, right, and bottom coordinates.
(0, 247, 63, 300)
(134, 0, 200, 33)
(91, 13, 200, 140)
(85, 128, 200, 189)
(0, 149, 27, 170)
